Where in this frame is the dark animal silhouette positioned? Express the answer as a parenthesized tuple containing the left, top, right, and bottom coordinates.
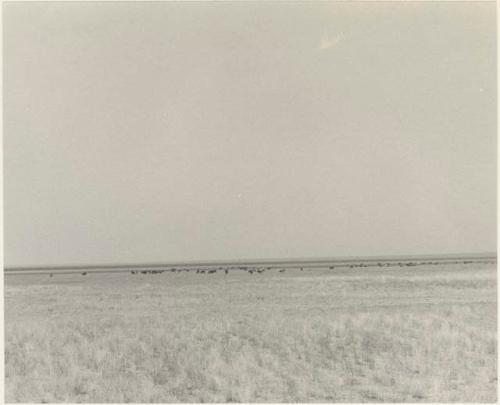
(208, 269, 216, 274)
(225, 269, 228, 274)
(82, 272, 87, 276)
(279, 269, 285, 273)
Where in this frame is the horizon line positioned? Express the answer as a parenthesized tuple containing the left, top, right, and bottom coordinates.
(4, 251, 497, 271)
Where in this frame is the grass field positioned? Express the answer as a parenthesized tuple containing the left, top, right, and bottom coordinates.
(4, 262, 497, 402)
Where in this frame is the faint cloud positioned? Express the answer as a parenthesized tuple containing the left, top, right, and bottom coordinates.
(319, 33, 343, 51)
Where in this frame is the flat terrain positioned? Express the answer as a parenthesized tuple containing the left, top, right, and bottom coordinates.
(4, 262, 497, 402)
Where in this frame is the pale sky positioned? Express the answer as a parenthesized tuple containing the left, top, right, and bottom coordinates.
(4, 2, 496, 266)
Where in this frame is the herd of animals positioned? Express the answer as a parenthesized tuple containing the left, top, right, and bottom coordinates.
(45, 259, 483, 278)
(130, 267, 276, 275)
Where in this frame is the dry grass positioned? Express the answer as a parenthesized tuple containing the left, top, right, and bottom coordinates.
(4, 263, 497, 402)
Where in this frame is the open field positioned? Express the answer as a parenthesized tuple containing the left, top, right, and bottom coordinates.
(4, 262, 497, 402)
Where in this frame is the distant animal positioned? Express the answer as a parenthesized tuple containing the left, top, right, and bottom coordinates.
(225, 269, 228, 274)
(208, 269, 216, 274)
(279, 269, 285, 273)
(300, 267, 303, 271)
(248, 270, 254, 274)
(49, 273, 53, 278)
(82, 272, 87, 276)
(131, 271, 136, 274)
(141, 271, 148, 274)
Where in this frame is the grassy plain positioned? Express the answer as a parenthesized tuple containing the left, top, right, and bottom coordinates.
(4, 262, 497, 402)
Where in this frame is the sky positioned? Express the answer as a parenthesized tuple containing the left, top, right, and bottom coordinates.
(4, 2, 497, 266)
